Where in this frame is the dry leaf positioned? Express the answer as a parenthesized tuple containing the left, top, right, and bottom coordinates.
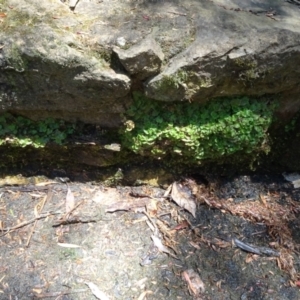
(85, 282, 110, 300)
(216, 279, 224, 289)
(65, 185, 75, 213)
(182, 269, 205, 295)
(245, 254, 254, 264)
(259, 193, 267, 206)
(164, 184, 172, 197)
(172, 220, 189, 231)
(135, 277, 148, 287)
(0, 12, 6, 18)
(146, 198, 158, 216)
(137, 290, 153, 300)
(189, 241, 201, 250)
(171, 182, 196, 217)
(151, 235, 177, 258)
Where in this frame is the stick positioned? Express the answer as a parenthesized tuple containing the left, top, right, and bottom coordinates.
(34, 289, 87, 298)
(234, 238, 280, 256)
(0, 211, 61, 237)
(168, 11, 187, 16)
(26, 189, 53, 247)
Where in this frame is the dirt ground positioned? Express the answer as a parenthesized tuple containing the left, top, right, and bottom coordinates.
(1, 172, 300, 300)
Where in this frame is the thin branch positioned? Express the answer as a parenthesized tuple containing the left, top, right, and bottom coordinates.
(26, 189, 53, 247)
(0, 211, 61, 237)
(168, 11, 187, 16)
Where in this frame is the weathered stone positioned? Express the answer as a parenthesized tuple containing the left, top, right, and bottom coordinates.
(0, 0, 300, 171)
(145, 1, 300, 103)
(0, 0, 131, 127)
(114, 37, 164, 80)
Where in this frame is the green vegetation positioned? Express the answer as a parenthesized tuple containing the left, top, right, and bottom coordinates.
(159, 70, 189, 90)
(0, 113, 75, 148)
(121, 93, 276, 165)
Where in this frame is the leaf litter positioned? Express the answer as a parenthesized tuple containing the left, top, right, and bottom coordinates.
(0, 174, 299, 299)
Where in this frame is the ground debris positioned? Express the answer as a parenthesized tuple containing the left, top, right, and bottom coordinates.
(151, 234, 178, 259)
(1, 174, 300, 299)
(182, 269, 205, 296)
(33, 289, 88, 298)
(197, 183, 300, 282)
(234, 238, 280, 256)
(165, 182, 197, 217)
(85, 282, 110, 300)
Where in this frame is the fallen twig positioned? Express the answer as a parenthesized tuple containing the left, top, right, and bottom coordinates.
(143, 211, 158, 234)
(234, 238, 280, 257)
(61, 200, 83, 220)
(168, 11, 187, 16)
(0, 211, 61, 237)
(33, 289, 87, 298)
(26, 189, 53, 247)
(52, 217, 97, 227)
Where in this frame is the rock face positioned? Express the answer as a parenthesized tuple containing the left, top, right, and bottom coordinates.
(1, 0, 300, 126)
(0, 0, 131, 126)
(114, 37, 164, 80)
(0, 0, 300, 170)
(144, 1, 300, 112)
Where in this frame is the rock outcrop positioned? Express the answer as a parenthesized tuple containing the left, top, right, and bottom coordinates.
(0, 0, 300, 170)
(1, 0, 300, 125)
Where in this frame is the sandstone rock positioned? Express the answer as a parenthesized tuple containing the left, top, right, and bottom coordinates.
(145, 0, 300, 103)
(0, 0, 131, 127)
(114, 37, 164, 80)
(0, 0, 300, 125)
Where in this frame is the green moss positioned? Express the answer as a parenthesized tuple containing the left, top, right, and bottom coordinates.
(158, 70, 189, 90)
(5, 44, 28, 72)
(0, 114, 75, 148)
(233, 57, 260, 82)
(121, 93, 276, 165)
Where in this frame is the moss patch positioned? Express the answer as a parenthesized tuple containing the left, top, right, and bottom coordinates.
(121, 93, 276, 166)
(0, 113, 75, 147)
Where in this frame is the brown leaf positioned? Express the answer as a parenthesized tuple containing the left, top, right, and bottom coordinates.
(146, 198, 158, 216)
(151, 235, 177, 259)
(171, 182, 196, 217)
(172, 220, 189, 231)
(259, 193, 267, 206)
(163, 184, 172, 197)
(137, 290, 153, 300)
(182, 269, 205, 295)
(0, 12, 7, 18)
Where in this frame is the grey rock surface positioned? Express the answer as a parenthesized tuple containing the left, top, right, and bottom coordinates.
(0, 0, 299, 126)
(114, 36, 164, 80)
(145, 0, 300, 105)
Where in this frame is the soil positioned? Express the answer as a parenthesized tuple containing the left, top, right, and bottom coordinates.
(0, 172, 300, 300)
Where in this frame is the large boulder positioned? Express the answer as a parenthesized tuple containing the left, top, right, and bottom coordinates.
(144, 0, 300, 112)
(0, 0, 131, 126)
(1, 0, 300, 124)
